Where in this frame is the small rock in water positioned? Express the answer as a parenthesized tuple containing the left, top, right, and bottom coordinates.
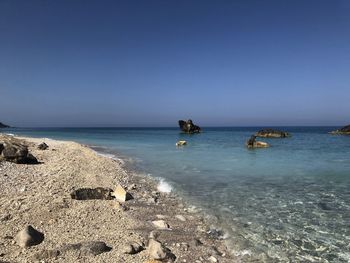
(152, 220, 170, 230)
(112, 185, 133, 202)
(15, 225, 44, 248)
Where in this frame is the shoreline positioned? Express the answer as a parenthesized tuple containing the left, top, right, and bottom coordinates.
(0, 134, 232, 262)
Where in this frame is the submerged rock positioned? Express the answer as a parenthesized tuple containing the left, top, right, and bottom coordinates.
(330, 124, 350, 135)
(178, 119, 201, 134)
(15, 225, 44, 248)
(255, 129, 290, 138)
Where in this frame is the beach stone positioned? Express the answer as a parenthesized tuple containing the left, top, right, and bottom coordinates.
(61, 241, 112, 256)
(112, 185, 133, 202)
(147, 197, 158, 204)
(38, 142, 49, 150)
(191, 238, 203, 247)
(70, 187, 114, 200)
(147, 239, 167, 260)
(123, 242, 144, 254)
(15, 225, 44, 248)
(152, 220, 170, 229)
(0, 140, 38, 164)
(208, 256, 218, 262)
(175, 215, 186, 222)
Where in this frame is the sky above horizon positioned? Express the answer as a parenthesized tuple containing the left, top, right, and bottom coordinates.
(1, 0, 350, 127)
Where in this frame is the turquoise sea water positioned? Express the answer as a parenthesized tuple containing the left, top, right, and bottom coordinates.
(3, 127, 350, 262)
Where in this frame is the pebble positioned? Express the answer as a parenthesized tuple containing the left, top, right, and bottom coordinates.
(175, 215, 186, 222)
(147, 239, 167, 260)
(15, 225, 44, 248)
(112, 185, 132, 202)
(123, 242, 144, 254)
(208, 256, 218, 262)
(152, 220, 170, 230)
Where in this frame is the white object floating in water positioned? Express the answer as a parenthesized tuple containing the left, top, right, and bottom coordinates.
(176, 140, 187, 147)
(157, 179, 172, 193)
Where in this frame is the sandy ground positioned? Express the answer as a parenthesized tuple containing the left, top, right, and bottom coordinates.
(0, 135, 233, 263)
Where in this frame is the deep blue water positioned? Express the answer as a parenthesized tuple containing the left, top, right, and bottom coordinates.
(2, 127, 350, 262)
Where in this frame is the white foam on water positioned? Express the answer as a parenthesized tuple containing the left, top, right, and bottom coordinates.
(6, 133, 14, 136)
(157, 179, 172, 193)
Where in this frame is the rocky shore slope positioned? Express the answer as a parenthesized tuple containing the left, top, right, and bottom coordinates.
(0, 135, 232, 263)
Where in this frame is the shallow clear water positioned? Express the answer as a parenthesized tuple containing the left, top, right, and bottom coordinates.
(3, 127, 350, 262)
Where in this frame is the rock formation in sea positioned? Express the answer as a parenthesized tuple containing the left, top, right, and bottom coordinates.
(255, 129, 290, 138)
(178, 119, 201, 134)
(330, 124, 350, 135)
(246, 135, 270, 148)
(0, 122, 10, 128)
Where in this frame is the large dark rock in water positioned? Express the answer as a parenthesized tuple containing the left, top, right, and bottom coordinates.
(0, 122, 10, 128)
(255, 129, 290, 138)
(178, 119, 201, 134)
(330, 124, 350, 135)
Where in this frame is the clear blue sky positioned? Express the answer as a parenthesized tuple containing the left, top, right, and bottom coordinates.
(0, 0, 349, 127)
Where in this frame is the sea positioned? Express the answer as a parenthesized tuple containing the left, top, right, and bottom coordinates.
(2, 126, 350, 262)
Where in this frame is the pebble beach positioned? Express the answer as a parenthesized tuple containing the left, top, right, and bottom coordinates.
(0, 135, 231, 263)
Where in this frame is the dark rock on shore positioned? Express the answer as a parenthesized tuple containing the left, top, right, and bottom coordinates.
(330, 124, 350, 135)
(178, 119, 201, 134)
(70, 187, 114, 200)
(255, 129, 290, 138)
(0, 139, 38, 164)
(0, 122, 9, 128)
(38, 142, 49, 150)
